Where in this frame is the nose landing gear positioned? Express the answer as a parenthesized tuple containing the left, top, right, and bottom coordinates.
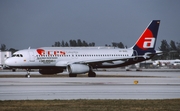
(25, 69, 31, 78)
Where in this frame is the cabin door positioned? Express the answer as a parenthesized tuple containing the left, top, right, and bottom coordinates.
(28, 50, 35, 62)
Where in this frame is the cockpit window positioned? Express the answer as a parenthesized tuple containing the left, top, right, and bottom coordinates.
(12, 54, 23, 57)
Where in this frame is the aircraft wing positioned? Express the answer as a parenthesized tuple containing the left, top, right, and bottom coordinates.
(56, 56, 135, 67)
(74, 56, 135, 64)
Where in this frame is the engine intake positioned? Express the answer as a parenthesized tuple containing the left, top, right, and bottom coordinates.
(67, 64, 89, 74)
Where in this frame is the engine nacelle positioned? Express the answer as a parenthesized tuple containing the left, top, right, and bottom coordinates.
(67, 64, 90, 74)
(39, 68, 64, 75)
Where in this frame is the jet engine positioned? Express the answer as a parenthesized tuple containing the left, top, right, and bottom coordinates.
(39, 68, 64, 75)
(67, 64, 90, 74)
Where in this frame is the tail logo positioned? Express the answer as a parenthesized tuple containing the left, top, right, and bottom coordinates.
(143, 38, 155, 48)
(136, 28, 155, 50)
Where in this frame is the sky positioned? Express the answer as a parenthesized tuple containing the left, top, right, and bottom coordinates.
(0, 0, 180, 50)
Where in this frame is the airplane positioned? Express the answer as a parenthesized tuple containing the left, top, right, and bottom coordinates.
(5, 20, 161, 78)
(153, 59, 180, 67)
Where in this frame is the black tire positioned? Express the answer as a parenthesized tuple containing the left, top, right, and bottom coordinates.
(69, 74, 77, 77)
(88, 72, 96, 77)
(12, 69, 16, 72)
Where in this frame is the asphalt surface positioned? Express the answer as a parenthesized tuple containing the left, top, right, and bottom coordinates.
(0, 69, 180, 100)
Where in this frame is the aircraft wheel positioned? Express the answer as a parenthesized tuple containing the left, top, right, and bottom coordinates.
(12, 69, 16, 72)
(25, 74, 31, 78)
(69, 74, 77, 77)
(26, 69, 31, 78)
(88, 71, 96, 77)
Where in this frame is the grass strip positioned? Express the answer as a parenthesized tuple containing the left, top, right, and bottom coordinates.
(0, 99, 180, 111)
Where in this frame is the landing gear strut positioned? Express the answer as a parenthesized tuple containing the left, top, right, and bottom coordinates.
(25, 69, 31, 78)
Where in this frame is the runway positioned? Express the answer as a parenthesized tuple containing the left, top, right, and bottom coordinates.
(0, 69, 180, 100)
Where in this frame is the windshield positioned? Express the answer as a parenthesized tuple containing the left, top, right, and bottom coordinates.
(12, 54, 23, 57)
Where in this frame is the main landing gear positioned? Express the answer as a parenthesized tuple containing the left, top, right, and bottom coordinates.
(25, 69, 31, 78)
(88, 71, 96, 77)
(69, 74, 77, 77)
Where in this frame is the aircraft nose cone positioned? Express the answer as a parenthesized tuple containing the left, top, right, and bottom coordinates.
(5, 58, 13, 66)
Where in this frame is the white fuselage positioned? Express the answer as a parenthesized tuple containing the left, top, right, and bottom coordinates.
(5, 47, 137, 69)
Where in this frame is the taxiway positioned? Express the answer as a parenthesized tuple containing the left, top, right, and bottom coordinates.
(0, 69, 180, 100)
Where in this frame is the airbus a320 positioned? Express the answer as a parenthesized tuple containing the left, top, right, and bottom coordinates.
(5, 20, 161, 77)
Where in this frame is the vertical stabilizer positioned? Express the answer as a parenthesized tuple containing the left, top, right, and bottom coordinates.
(132, 20, 160, 55)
